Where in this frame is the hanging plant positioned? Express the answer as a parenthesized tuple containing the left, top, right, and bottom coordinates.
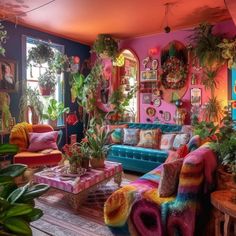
(50, 51, 68, 74)
(0, 23, 7, 56)
(217, 38, 236, 69)
(92, 34, 118, 60)
(38, 69, 56, 96)
(27, 43, 54, 66)
(189, 23, 224, 68)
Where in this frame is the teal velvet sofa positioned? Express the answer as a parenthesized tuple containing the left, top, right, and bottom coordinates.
(107, 123, 182, 173)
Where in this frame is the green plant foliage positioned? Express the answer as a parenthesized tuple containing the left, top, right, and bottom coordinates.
(107, 85, 137, 122)
(0, 144, 18, 155)
(210, 111, 236, 176)
(193, 121, 218, 140)
(50, 51, 68, 74)
(85, 119, 112, 159)
(19, 86, 44, 122)
(190, 23, 223, 67)
(217, 38, 236, 69)
(0, 164, 49, 235)
(0, 92, 12, 129)
(38, 69, 56, 90)
(202, 97, 222, 122)
(0, 23, 7, 56)
(27, 43, 54, 66)
(202, 68, 218, 92)
(92, 34, 118, 60)
(42, 98, 69, 121)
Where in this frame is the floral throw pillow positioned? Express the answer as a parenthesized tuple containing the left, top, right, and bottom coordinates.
(158, 159, 183, 197)
(160, 133, 176, 150)
(110, 128, 123, 144)
(137, 129, 161, 149)
(172, 133, 190, 149)
(123, 128, 140, 146)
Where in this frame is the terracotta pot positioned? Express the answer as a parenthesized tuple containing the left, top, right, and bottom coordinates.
(90, 158, 105, 168)
(216, 166, 234, 190)
(39, 86, 54, 96)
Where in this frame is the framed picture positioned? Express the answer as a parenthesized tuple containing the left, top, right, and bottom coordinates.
(142, 93, 152, 104)
(141, 70, 157, 82)
(191, 88, 201, 106)
(0, 58, 18, 92)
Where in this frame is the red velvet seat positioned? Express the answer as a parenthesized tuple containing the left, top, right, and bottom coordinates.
(10, 123, 62, 168)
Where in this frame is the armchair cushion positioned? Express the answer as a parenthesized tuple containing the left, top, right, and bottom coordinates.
(14, 150, 62, 168)
(28, 131, 59, 152)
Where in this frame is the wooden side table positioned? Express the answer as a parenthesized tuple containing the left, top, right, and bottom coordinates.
(211, 190, 236, 236)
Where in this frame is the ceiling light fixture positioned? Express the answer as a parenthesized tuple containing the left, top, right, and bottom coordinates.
(164, 3, 171, 33)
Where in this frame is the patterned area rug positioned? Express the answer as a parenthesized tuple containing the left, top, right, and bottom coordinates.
(31, 178, 130, 236)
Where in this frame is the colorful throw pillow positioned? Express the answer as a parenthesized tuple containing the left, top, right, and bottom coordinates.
(28, 131, 59, 152)
(123, 128, 140, 146)
(158, 159, 183, 197)
(165, 150, 179, 163)
(110, 128, 123, 144)
(160, 133, 176, 150)
(106, 124, 128, 144)
(172, 133, 190, 149)
(137, 129, 161, 149)
(176, 144, 189, 158)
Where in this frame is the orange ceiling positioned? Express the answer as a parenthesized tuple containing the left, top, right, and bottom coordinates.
(0, 0, 232, 45)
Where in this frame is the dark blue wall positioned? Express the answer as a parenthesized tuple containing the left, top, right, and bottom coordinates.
(2, 21, 91, 146)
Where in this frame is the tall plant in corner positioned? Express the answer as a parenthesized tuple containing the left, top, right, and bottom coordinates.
(0, 22, 7, 56)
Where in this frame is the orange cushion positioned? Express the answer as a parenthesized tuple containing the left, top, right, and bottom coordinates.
(32, 124, 54, 133)
(14, 150, 62, 167)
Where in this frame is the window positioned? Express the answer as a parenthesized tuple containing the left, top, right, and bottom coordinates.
(25, 36, 65, 126)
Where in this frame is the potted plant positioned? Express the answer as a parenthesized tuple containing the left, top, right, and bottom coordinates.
(0, 164, 49, 235)
(19, 86, 44, 123)
(27, 43, 54, 66)
(189, 23, 224, 68)
(85, 120, 112, 168)
(42, 98, 69, 127)
(210, 112, 236, 188)
(0, 22, 7, 56)
(92, 34, 118, 60)
(38, 70, 57, 96)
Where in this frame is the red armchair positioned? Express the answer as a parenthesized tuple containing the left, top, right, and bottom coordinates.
(10, 123, 62, 168)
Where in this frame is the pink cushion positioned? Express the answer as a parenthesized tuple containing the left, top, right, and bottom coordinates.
(28, 131, 58, 152)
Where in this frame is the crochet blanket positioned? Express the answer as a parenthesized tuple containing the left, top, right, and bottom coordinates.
(104, 146, 217, 236)
(9, 122, 33, 151)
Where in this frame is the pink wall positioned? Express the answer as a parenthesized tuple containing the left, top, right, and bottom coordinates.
(120, 20, 236, 124)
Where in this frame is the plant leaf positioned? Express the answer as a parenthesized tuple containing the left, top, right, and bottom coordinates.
(4, 217, 32, 235)
(0, 164, 27, 178)
(5, 204, 33, 218)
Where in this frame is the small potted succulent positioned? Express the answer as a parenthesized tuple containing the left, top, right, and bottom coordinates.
(92, 34, 118, 60)
(27, 43, 54, 66)
(42, 98, 69, 127)
(38, 70, 57, 96)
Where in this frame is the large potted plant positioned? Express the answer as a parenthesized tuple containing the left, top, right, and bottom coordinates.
(38, 70, 57, 96)
(0, 163, 49, 235)
(210, 112, 236, 189)
(42, 98, 69, 127)
(27, 43, 54, 66)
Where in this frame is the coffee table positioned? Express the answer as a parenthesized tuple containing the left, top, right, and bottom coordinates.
(33, 161, 123, 210)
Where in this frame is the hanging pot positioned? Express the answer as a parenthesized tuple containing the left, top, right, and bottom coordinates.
(39, 86, 54, 96)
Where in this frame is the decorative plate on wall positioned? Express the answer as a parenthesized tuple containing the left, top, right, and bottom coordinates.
(146, 107, 156, 117)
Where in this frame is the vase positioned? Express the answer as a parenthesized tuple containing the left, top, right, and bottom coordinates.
(90, 158, 105, 168)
